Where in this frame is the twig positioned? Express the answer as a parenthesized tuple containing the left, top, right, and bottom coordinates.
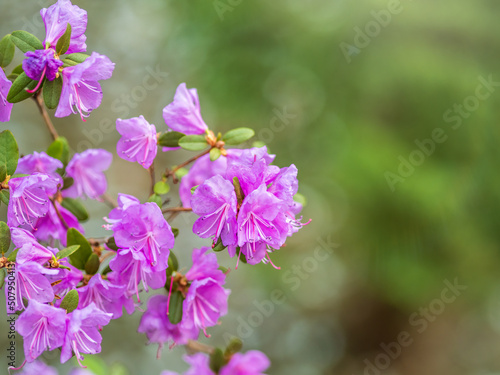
(185, 340, 215, 355)
(165, 148, 212, 180)
(51, 199, 69, 230)
(101, 193, 118, 208)
(33, 93, 59, 141)
(149, 164, 155, 195)
(162, 207, 192, 213)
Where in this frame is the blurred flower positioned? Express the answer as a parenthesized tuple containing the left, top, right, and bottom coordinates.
(16, 151, 63, 184)
(0, 68, 13, 122)
(116, 115, 158, 168)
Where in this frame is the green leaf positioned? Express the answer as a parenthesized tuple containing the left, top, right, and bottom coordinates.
(212, 237, 226, 252)
(11, 174, 29, 178)
(55, 23, 71, 55)
(210, 147, 221, 161)
(222, 127, 255, 145)
(293, 193, 307, 207)
(168, 291, 184, 324)
(47, 136, 70, 166)
(252, 140, 266, 148)
(233, 177, 244, 205)
(0, 130, 19, 182)
(109, 363, 129, 375)
(175, 167, 188, 179)
(0, 190, 9, 205)
(209, 348, 225, 373)
(60, 289, 79, 313)
(61, 198, 89, 221)
(10, 30, 43, 53)
(190, 185, 199, 194)
(66, 228, 92, 270)
(168, 251, 178, 272)
(105, 237, 119, 251)
(158, 131, 185, 148)
(56, 245, 80, 260)
(171, 227, 179, 238)
(0, 221, 11, 253)
(64, 53, 89, 64)
(238, 248, 247, 264)
(43, 75, 63, 110)
(225, 337, 243, 356)
(85, 253, 100, 275)
(6, 72, 37, 103)
(101, 265, 112, 275)
(154, 181, 170, 195)
(11, 64, 23, 75)
(0, 269, 6, 289)
(218, 266, 228, 273)
(0, 34, 15, 68)
(62, 177, 74, 190)
(77, 355, 108, 375)
(178, 135, 208, 151)
(147, 194, 162, 208)
(7, 248, 18, 262)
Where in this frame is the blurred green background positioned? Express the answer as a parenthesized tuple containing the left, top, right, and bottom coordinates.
(1, 0, 500, 374)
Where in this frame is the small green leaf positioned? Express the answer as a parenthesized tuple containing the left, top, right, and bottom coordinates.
(293, 193, 307, 207)
(64, 53, 89, 64)
(168, 251, 179, 272)
(101, 265, 112, 275)
(0, 190, 9, 205)
(10, 30, 43, 53)
(0, 34, 15, 68)
(43, 75, 63, 110)
(0, 269, 6, 289)
(0, 222, 11, 253)
(6, 72, 37, 103)
(238, 248, 247, 264)
(209, 348, 225, 373)
(210, 147, 221, 161)
(171, 228, 179, 238)
(175, 167, 188, 179)
(168, 291, 184, 324)
(154, 181, 170, 195)
(62, 177, 74, 190)
(0, 130, 19, 182)
(109, 363, 129, 375)
(178, 135, 208, 151)
(77, 355, 108, 375)
(47, 136, 70, 166)
(61, 198, 89, 222)
(85, 253, 100, 275)
(190, 185, 199, 194)
(66, 228, 92, 270)
(56, 245, 80, 260)
(233, 177, 244, 205)
(225, 337, 243, 356)
(11, 64, 23, 75)
(60, 289, 79, 313)
(147, 194, 162, 208)
(105, 237, 119, 251)
(252, 140, 266, 148)
(218, 266, 228, 273)
(55, 23, 71, 55)
(212, 237, 226, 252)
(222, 127, 255, 145)
(7, 248, 18, 262)
(11, 174, 29, 179)
(158, 131, 185, 148)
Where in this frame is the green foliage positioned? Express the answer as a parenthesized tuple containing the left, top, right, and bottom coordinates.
(55, 23, 72, 55)
(0, 221, 10, 253)
(179, 135, 208, 151)
(10, 30, 43, 52)
(0, 130, 18, 182)
(47, 137, 70, 166)
(43, 76, 63, 110)
(6, 72, 37, 102)
(158, 131, 185, 147)
(55, 245, 80, 260)
(0, 34, 15, 67)
(167, 291, 184, 324)
(222, 127, 254, 145)
(60, 289, 79, 313)
(66, 228, 92, 270)
(61, 198, 89, 221)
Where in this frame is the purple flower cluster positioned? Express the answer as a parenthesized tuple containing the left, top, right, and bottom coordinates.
(138, 247, 230, 354)
(162, 351, 270, 375)
(186, 146, 308, 266)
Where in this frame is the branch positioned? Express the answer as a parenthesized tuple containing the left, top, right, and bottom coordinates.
(100, 193, 118, 208)
(162, 207, 192, 213)
(33, 93, 59, 141)
(185, 340, 215, 355)
(51, 199, 69, 230)
(149, 164, 155, 195)
(165, 148, 212, 180)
